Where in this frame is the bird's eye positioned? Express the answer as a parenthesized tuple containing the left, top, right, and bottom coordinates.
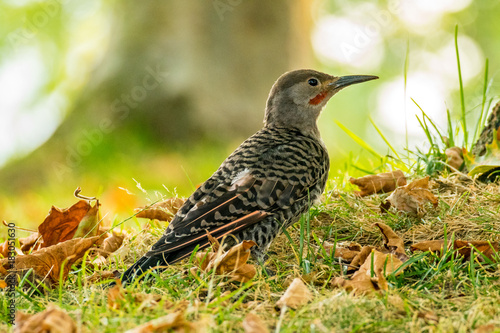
(308, 78, 318, 86)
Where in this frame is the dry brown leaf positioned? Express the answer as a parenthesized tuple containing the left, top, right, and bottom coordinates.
(334, 223, 409, 294)
(92, 232, 126, 267)
(333, 249, 404, 295)
(87, 270, 120, 283)
(38, 200, 94, 248)
(231, 264, 257, 283)
(350, 170, 407, 197)
(374, 222, 406, 256)
(15, 305, 76, 333)
(136, 197, 186, 222)
(194, 240, 258, 283)
(194, 251, 218, 272)
(454, 240, 499, 261)
(411, 239, 499, 261)
(208, 240, 255, 274)
(0, 280, 7, 288)
(101, 232, 125, 257)
(124, 310, 196, 333)
(72, 200, 101, 239)
(348, 246, 376, 272)
(0, 239, 24, 259)
(0, 236, 99, 285)
(474, 323, 498, 333)
(445, 147, 464, 170)
(107, 279, 164, 310)
(242, 312, 269, 333)
(417, 311, 439, 324)
(276, 278, 312, 309)
(0, 240, 8, 259)
(19, 232, 42, 252)
(386, 176, 438, 216)
(323, 241, 361, 262)
(410, 240, 445, 253)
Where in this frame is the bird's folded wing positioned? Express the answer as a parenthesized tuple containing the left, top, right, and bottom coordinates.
(146, 170, 310, 257)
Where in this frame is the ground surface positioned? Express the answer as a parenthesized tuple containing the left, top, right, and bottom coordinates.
(2, 176, 500, 332)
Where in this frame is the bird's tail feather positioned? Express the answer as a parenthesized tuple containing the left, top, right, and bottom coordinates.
(120, 255, 167, 285)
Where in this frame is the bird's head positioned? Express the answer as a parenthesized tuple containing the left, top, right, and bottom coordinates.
(264, 69, 378, 137)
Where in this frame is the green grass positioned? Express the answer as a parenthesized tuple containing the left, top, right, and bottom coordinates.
(2, 176, 500, 332)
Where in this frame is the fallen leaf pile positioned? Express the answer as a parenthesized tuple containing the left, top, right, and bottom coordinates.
(276, 277, 312, 309)
(124, 310, 196, 333)
(192, 234, 257, 283)
(0, 188, 126, 288)
(350, 170, 407, 197)
(385, 176, 439, 216)
(331, 222, 408, 295)
(107, 279, 167, 310)
(135, 197, 186, 222)
(15, 305, 77, 333)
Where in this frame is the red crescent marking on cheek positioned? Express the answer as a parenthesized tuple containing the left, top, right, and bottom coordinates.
(309, 91, 327, 105)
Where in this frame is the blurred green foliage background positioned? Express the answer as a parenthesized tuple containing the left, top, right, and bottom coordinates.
(0, 0, 499, 229)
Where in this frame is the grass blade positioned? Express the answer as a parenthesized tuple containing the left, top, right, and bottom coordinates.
(335, 120, 382, 159)
(446, 108, 455, 148)
(455, 25, 467, 147)
(370, 117, 402, 160)
(404, 38, 410, 156)
(473, 58, 489, 145)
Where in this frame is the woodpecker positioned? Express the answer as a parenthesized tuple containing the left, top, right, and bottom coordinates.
(121, 69, 378, 284)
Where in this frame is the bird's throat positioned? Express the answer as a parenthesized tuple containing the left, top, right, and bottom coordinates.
(309, 91, 327, 105)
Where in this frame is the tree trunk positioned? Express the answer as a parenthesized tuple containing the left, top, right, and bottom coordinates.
(0, 0, 313, 193)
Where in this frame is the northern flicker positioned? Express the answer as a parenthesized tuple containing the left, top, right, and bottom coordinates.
(121, 69, 378, 284)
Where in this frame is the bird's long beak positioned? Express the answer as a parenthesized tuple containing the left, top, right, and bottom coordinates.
(329, 75, 379, 90)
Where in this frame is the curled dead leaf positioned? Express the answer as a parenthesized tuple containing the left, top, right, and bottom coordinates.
(374, 222, 405, 256)
(386, 176, 438, 216)
(107, 279, 164, 310)
(19, 232, 42, 252)
(15, 305, 76, 333)
(0, 236, 100, 285)
(454, 240, 499, 261)
(417, 311, 439, 324)
(38, 199, 100, 248)
(411, 239, 499, 262)
(136, 197, 186, 222)
(101, 232, 125, 257)
(243, 312, 269, 333)
(276, 278, 312, 310)
(333, 249, 404, 295)
(348, 246, 376, 272)
(350, 170, 406, 197)
(445, 147, 464, 170)
(124, 310, 195, 333)
(0, 240, 23, 259)
(87, 270, 120, 283)
(194, 239, 258, 283)
(323, 241, 361, 262)
(73, 200, 101, 239)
